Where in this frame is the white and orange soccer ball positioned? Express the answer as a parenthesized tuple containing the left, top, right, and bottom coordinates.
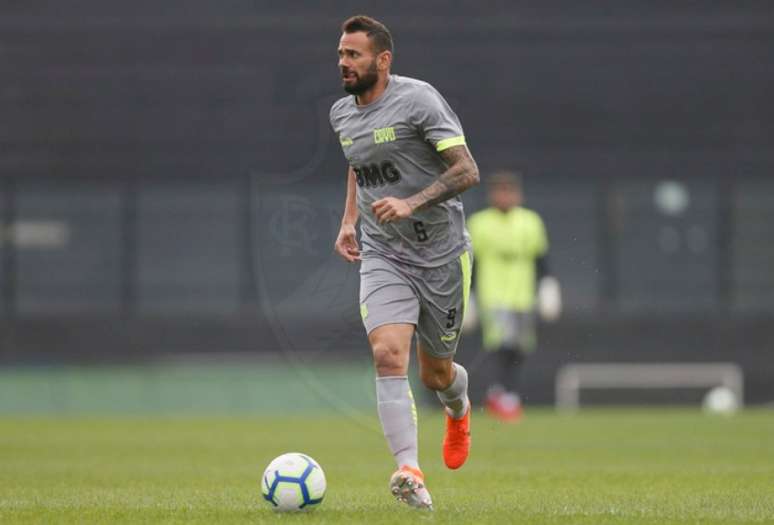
(261, 453, 326, 512)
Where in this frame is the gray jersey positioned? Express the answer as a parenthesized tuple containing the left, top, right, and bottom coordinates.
(330, 75, 471, 268)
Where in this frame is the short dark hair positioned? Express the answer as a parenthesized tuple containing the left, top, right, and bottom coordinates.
(488, 170, 523, 190)
(341, 15, 393, 54)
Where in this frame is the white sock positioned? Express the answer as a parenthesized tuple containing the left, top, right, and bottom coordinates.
(436, 363, 469, 419)
(376, 376, 419, 469)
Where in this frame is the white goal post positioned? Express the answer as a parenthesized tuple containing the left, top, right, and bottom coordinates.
(555, 362, 744, 411)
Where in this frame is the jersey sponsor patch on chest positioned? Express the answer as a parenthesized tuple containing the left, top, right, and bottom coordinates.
(373, 126, 397, 144)
(353, 161, 402, 187)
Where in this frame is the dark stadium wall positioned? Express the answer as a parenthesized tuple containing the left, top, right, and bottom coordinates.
(0, 2, 773, 404)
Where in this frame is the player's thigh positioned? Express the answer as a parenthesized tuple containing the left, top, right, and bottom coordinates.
(360, 256, 420, 374)
(414, 250, 471, 360)
(359, 256, 420, 333)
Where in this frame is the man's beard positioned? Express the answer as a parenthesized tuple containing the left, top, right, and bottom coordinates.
(342, 61, 379, 95)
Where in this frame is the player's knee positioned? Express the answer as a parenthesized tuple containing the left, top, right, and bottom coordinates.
(372, 342, 406, 376)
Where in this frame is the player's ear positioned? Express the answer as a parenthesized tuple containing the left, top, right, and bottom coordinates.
(377, 50, 392, 72)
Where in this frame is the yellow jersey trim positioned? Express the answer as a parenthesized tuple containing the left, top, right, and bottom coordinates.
(436, 135, 466, 152)
(460, 250, 472, 320)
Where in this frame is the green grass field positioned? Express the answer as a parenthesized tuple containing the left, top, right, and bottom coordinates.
(1, 409, 773, 524)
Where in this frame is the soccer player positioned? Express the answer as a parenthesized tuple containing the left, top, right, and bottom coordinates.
(466, 171, 561, 422)
(330, 15, 479, 510)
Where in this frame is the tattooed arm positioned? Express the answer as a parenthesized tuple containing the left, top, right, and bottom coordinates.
(371, 145, 479, 223)
(406, 145, 479, 211)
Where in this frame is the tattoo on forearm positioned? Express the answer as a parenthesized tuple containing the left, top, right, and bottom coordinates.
(405, 145, 479, 212)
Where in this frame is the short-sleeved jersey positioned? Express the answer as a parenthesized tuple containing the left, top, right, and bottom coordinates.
(329, 74, 470, 268)
(467, 206, 548, 311)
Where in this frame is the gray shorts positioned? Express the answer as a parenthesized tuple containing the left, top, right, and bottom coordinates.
(481, 309, 537, 353)
(359, 250, 472, 358)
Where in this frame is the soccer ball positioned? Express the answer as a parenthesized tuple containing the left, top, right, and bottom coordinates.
(702, 386, 739, 415)
(261, 452, 326, 512)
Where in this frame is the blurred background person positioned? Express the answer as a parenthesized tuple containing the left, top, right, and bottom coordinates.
(465, 171, 561, 421)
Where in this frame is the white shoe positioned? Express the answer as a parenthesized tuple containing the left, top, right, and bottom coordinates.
(389, 466, 433, 510)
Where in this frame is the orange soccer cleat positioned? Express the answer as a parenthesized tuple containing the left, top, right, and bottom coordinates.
(497, 392, 523, 423)
(389, 465, 433, 510)
(486, 389, 523, 423)
(442, 401, 471, 469)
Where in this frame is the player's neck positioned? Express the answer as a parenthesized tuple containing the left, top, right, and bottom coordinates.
(356, 74, 390, 106)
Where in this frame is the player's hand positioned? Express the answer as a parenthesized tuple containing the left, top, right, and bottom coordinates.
(371, 197, 413, 223)
(334, 223, 361, 263)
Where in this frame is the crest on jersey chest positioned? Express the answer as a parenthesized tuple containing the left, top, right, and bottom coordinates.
(372, 126, 397, 144)
(338, 121, 409, 158)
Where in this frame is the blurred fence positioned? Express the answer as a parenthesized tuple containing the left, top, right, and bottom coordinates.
(0, 175, 772, 317)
